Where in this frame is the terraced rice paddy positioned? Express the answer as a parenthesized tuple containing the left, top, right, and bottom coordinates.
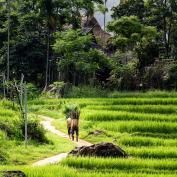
(26, 91, 177, 176)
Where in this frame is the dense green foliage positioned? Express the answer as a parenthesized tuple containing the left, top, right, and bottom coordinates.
(0, 0, 104, 87)
(106, 0, 177, 90)
(1, 0, 177, 91)
(112, 0, 177, 59)
(53, 30, 110, 85)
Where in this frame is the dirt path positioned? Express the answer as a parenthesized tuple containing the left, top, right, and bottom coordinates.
(33, 115, 92, 166)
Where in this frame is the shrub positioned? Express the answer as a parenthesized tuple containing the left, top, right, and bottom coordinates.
(26, 83, 40, 100)
(64, 85, 108, 98)
(0, 100, 18, 111)
(108, 59, 139, 90)
(21, 117, 48, 143)
(166, 62, 177, 89)
(0, 117, 22, 139)
(0, 149, 7, 164)
(143, 65, 165, 89)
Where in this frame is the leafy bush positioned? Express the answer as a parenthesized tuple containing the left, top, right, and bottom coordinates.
(0, 100, 18, 111)
(0, 117, 22, 139)
(27, 83, 40, 100)
(64, 85, 108, 98)
(0, 149, 7, 164)
(166, 62, 177, 89)
(143, 65, 165, 89)
(21, 117, 48, 143)
(108, 59, 139, 90)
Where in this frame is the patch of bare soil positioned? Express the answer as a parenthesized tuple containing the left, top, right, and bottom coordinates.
(69, 142, 128, 158)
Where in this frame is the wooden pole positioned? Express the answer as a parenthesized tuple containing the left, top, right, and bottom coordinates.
(24, 82, 28, 147)
(44, 32, 50, 90)
(20, 74, 24, 107)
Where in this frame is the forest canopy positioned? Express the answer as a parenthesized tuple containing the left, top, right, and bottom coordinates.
(1, 0, 177, 92)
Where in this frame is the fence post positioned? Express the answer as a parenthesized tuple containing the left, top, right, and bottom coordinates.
(24, 82, 28, 147)
(20, 74, 24, 108)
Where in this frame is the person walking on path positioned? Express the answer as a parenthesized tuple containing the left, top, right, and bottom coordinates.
(71, 106, 80, 142)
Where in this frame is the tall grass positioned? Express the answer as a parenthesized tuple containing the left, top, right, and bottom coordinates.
(85, 105, 177, 114)
(118, 136, 177, 147)
(82, 110, 177, 122)
(127, 146, 177, 159)
(1, 165, 176, 177)
(97, 121, 177, 134)
(29, 97, 177, 107)
(61, 157, 177, 172)
(109, 90, 177, 98)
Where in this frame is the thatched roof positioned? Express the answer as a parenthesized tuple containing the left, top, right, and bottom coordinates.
(82, 16, 111, 47)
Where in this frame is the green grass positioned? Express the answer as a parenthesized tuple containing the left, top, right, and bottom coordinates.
(2, 91, 177, 176)
(126, 146, 177, 159)
(96, 120, 177, 134)
(117, 135, 177, 147)
(1, 165, 176, 177)
(61, 157, 177, 173)
(0, 100, 74, 166)
(82, 110, 177, 122)
(85, 105, 177, 114)
(4, 132, 74, 165)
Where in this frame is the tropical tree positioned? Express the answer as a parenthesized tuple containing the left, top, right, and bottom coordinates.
(107, 16, 159, 69)
(112, 0, 177, 59)
(112, 0, 146, 21)
(53, 29, 110, 85)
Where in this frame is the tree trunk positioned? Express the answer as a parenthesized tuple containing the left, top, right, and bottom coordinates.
(163, 16, 168, 58)
(166, 17, 172, 58)
(44, 31, 50, 90)
(3, 73, 6, 99)
(7, 0, 10, 81)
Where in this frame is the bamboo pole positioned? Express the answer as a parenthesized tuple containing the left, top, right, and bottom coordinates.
(20, 74, 24, 108)
(24, 82, 28, 147)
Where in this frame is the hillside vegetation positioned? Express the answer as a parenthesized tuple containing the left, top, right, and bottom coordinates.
(0, 100, 74, 165)
(16, 91, 177, 177)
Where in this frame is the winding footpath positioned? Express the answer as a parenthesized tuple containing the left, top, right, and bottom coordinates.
(32, 115, 92, 166)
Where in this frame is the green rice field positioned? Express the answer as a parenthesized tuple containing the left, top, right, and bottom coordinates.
(1, 91, 177, 176)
